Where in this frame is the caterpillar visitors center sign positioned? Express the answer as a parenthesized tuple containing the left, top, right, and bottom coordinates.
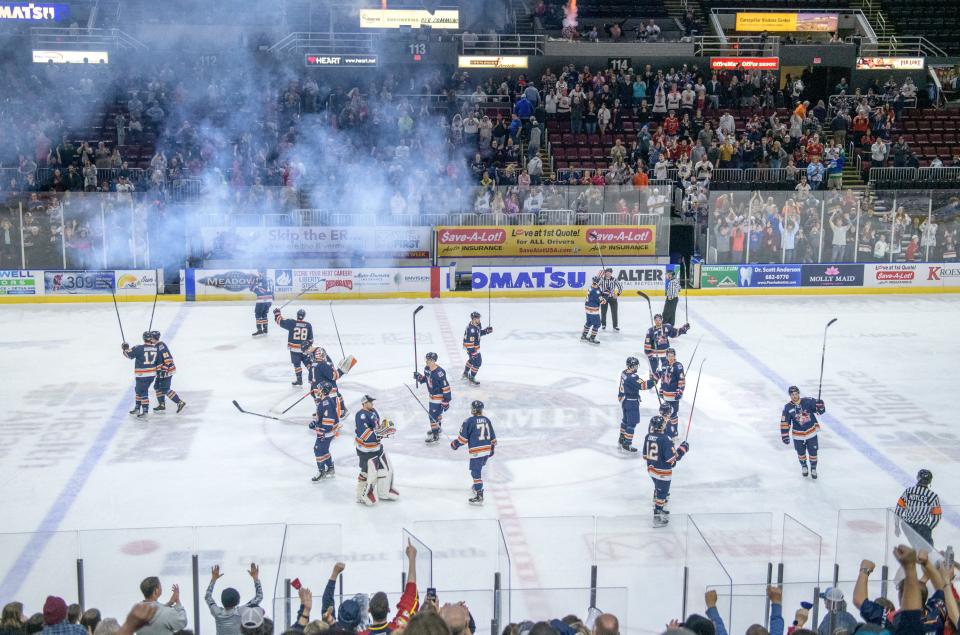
(735, 12, 838, 32)
(458, 56, 530, 69)
(359, 9, 459, 29)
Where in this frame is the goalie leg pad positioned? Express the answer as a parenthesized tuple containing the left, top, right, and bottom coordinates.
(373, 453, 399, 501)
(358, 473, 377, 506)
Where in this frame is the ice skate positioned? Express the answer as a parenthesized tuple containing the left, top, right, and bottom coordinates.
(425, 430, 440, 444)
(469, 492, 484, 506)
(801, 465, 809, 478)
(653, 512, 669, 527)
(153, 404, 166, 412)
(176, 401, 187, 413)
(811, 467, 818, 480)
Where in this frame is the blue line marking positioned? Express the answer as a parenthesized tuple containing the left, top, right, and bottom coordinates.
(0, 304, 189, 602)
(690, 306, 958, 528)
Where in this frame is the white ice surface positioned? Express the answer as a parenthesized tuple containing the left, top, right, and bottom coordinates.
(0, 295, 957, 634)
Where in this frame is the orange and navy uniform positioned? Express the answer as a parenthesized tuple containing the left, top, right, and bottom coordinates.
(309, 395, 339, 472)
(644, 431, 689, 511)
(124, 344, 159, 378)
(463, 322, 492, 375)
(618, 370, 657, 447)
(355, 408, 381, 454)
(657, 360, 685, 401)
(156, 341, 177, 376)
(780, 397, 822, 442)
(644, 323, 688, 361)
(152, 341, 184, 407)
(416, 366, 451, 431)
(276, 315, 313, 352)
(452, 414, 497, 494)
(251, 279, 273, 329)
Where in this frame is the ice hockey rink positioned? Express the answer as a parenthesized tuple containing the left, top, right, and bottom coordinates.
(1, 294, 958, 634)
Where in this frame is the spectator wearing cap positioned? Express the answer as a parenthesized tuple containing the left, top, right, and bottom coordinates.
(206, 563, 263, 635)
(816, 588, 858, 635)
(40, 597, 85, 635)
(136, 577, 188, 635)
(239, 606, 267, 635)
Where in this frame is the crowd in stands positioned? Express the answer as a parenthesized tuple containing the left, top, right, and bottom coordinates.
(1, 543, 957, 635)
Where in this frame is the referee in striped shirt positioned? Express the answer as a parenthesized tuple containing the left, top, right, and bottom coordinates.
(895, 469, 941, 546)
(662, 268, 681, 325)
(599, 268, 623, 331)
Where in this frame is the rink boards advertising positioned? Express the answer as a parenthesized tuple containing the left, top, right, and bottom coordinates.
(198, 226, 432, 259)
(0, 269, 157, 298)
(700, 264, 864, 287)
(471, 265, 667, 293)
(186, 267, 435, 300)
(436, 225, 657, 258)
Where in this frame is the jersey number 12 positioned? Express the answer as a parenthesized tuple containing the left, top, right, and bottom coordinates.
(644, 439, 658, 461)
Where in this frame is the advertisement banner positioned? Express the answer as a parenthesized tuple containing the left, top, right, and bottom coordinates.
(710, 57, 780, 71)
(304, 54, 378, 68)
(737, 264, 802, 287)
(471, 265, 666, 293)
(272, 268, 431, 295)
(925, 264, 960, 286)
(458, 56, 529, 69)
(195, 269, 259, 297)
(700, 265, 740, 288)
(199, 226, 431, 259)
(802, 264, 864, 287)
(856, 57, 925, 71)
(735, 11, 838, 32)
(0, 270, 40, 295)
(865, 263, 934, 288)
(0, 2, 68, 20)
(437, 225, 658, 258)
(44, 270, 115, 294)
(359, 8, 459, 29)
(115, 270, 159, 295)
(33, 50, 108, 64)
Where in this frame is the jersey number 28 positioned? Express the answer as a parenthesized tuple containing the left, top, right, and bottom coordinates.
(293, 327, 309, 341)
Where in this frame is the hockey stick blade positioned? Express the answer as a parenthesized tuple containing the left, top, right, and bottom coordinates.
(233, 400, 297, 423)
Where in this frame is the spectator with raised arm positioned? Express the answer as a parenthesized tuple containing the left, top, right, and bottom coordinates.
(205, 563, 262, 635)
(135, 578, 187, 635)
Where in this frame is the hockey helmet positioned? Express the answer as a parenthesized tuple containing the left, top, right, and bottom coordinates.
(649, 415, 666, 433)
(142, 331, 153, 342)
(150, 330, 161, 341)
(665, 347, 676, 357)
(917, 469, 933, 486)
(788, 385, 800, 395)
(659, 403, 673, 417)
(425, 352, 439, 362)
(296, 309, 306, 320)
(470, 311, 481, 320)
(471, 400, 484, 415)
(626, 356, 640, 369)
(317, 381, 333, 395)
(361, 394, 376, 405)
(591, 275, 601, 285)
(315, 346, 327, 359)
(654, 313, 663, 321)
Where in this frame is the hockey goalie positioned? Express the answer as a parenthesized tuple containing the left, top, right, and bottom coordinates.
(355, 394, 400, 506)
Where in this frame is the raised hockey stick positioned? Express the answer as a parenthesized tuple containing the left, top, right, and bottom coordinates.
(487, 271, 493, 328)
(817, 318, 838, 400)
(681, 257, 689, 325)
(110, 284, 126, 343)
(233, 400, 300, 423)
(683, 358, 707, 442)
(591, 234, 607, 270)
(147, 289, 158, 332)
(636, 291, 654, 325)
(412, 305, 424, 373)
(281, 390, 314, 415)
(329, 301, 346, 359)
(278, 277, 327, 310)
(685, 335, 704, 370)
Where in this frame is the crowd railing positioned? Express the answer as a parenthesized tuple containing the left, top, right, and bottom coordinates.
(3, 509, 955, 635)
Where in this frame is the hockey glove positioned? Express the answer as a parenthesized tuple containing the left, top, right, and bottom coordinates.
(450, 440, 458, 450)
(677, 441, 690, 457)
(781, 436, 790, 445)
(815, 399, 825, 414)
(413, 372, 423, 383)
(121, 343, 130, 350)
(441, 402, 450, 412)
(273, 308, 281, 315)
(482, 327, 493, 335)
(680, 323, 691, 334)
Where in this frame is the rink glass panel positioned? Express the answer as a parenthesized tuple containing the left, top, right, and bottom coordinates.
(702, 188, 960, 264)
